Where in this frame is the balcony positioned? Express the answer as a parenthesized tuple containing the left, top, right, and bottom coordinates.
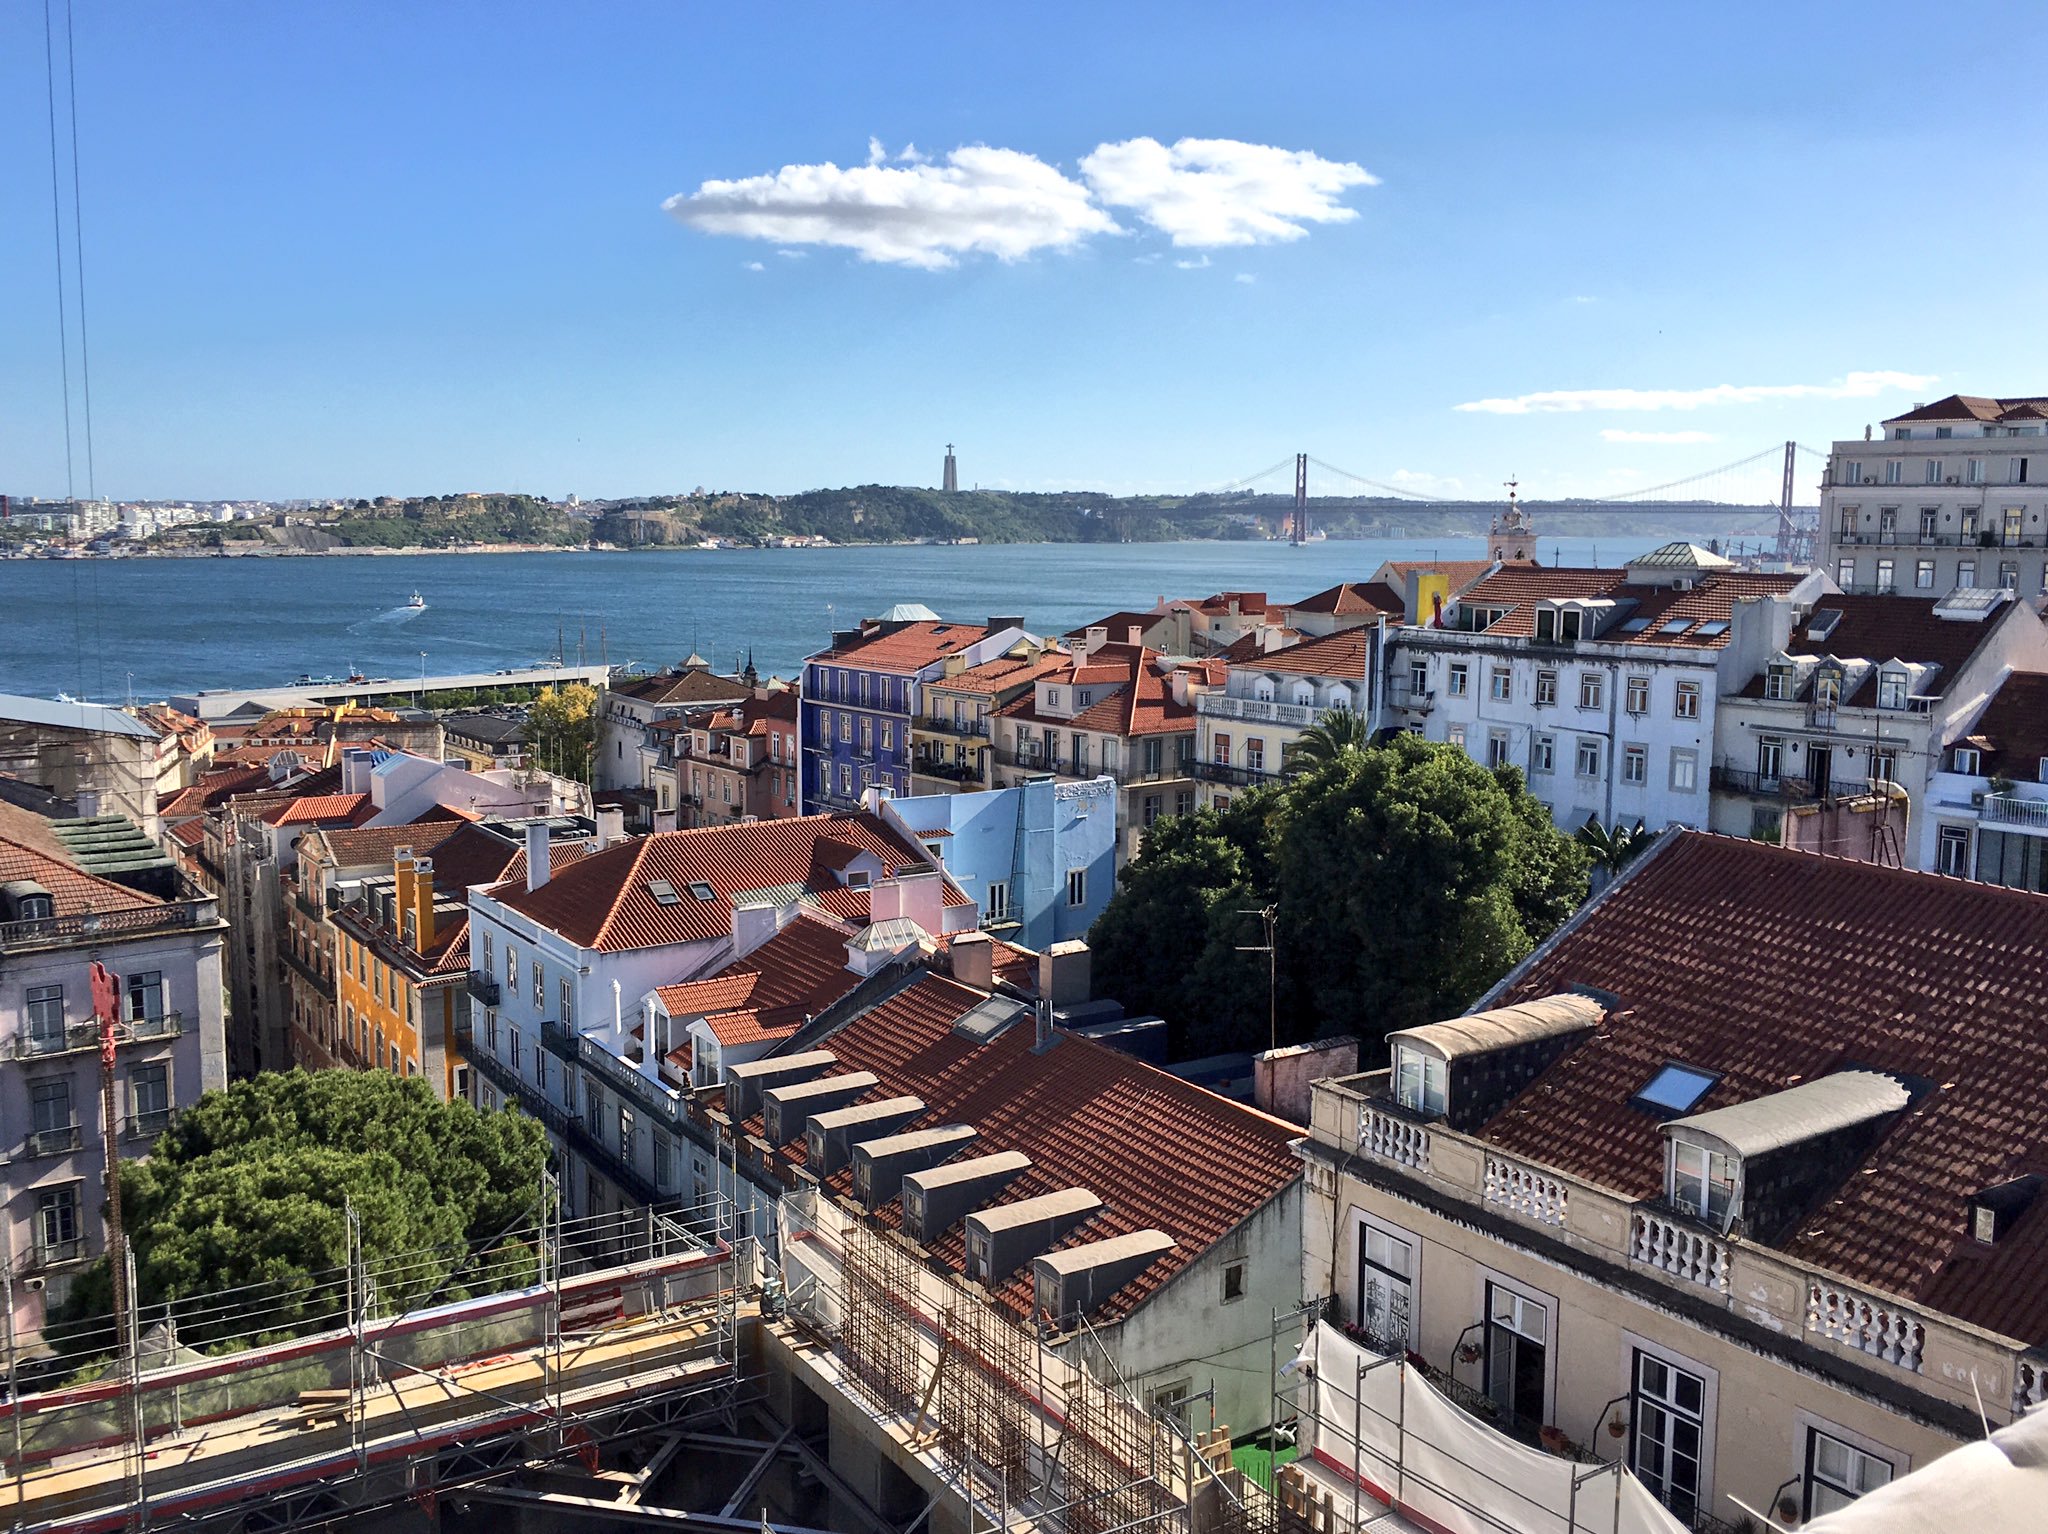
(126, 1108, 174, 1142)
(24, 1123, 83, 1159)
(992, 748, 1188, 786)
(126, 1012, 183, 1044)
(465, 1037, 666, 1207)
(1195, 760, 1275, 788)
(466, 970, 502, 1008)
(0, 899, 212, 955)
(282, 946, 337, 1000)
(28, 1237, 86, 1270)
(1388, 682, 1435, 715)
(1982, 792, 2048, 833)
(1711, 764, 1866, 802)
(8, 1023, 98, 1059)
(916, 716, 989, 740)
(1195, 693, 1318, 727)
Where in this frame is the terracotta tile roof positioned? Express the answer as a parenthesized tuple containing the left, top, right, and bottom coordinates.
(315, 820, 469, 871)
(1378, 558, 1505, 589)
(1480, 830, 2048, 1345)
(1234, 627, 1374, 681)
(933, 651, 1071, 696)
(812, 620, 991, 672)
(1065, 612, 1162, 643)
(0, 802, 160, 916)
(1732, 593, 2031, 704)
(1956, 670, 2048, 778)
(993, 646, 1216, 738)
(610, 669, 751, 706)
(657, 913, 863, 1045)
(1288, 581, 1404, 618)
(1887, 393, 2048, 425)
(159, 764, 272, 819)
(747, 972, 1300, 1323)
(485, 812, 938, 952)
(1187, 591, 1268, 616)
(166, 819, 206, 850)
(808, 882, 974, 922)
(1453, 567, 1803, 648)
(269, 793, 373, 827)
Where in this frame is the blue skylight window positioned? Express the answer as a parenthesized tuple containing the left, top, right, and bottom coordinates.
(1694, 620, 1730, 638)
(1634, 1064, 1718, 1117)
(1659, 619, 1694, 636)
(1619, 618, 1653, 633)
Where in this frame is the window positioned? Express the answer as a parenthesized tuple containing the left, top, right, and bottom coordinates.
(1575, 738, 1603, 778)
(1142, 794, 1162, 827)
(1668, 1138, 1739, 1228)
(1624, 676, 1649, 715)
(1622, 744, 1647, 784)
(1488, 730, 1511, 768)
(1245, 738, 1265, 774)
(1967, 458, 1984, 485)
(1883, 460, 1901, 485)
(1919, 508, 1940, 540)
(1174, 789, 1194, 817)
(1938, 825, 1971, 877)
(1959, 559, 1978, 588)
(1836, 558, 1855, 588)
(1357, 1223, 1414, 1348)
(26, 985, 64, 1043)
(1489, 667, 1512, 702)
(1914, 558, 1935, 590)
(880, 721, 892, 752)
(1066, 868, 1087, 907)
(1447, 723, 1466, 751)
(506, 946, 517, 990)
(654, 1133, 674, 1191)
(1578, 672, 1603, 710)
(1670, 748, 1697, 794)
(1634, 1063, 1716, 1115)
(1483, 1283, 1547, 1427)
(2013, 458, 2031, 485)
(1632, 1351, 1707, 1523)
(126, 971, 164, 1022)
(1764, 665, 1794, 702)
(1534, 669, 1557, 707)
(1393, 1045, 1446, 1116)
(858, 717, 872, 753)
(1805, 1429, 1893, 1518)
(2000, 561, 2019, 590)
(1447, 663, 1469, 697)
(1673, 681, 1700, 720)
(508, 1028, 520, 1070)
(1877, 671, 1908, 710)
(35, 1185, 79, 1262)
(1531, 734, 1555, 774)
(1408, 658, 1428, 694)
(984, 881, 1010, 924)
(1221, 1260, 1246, 1304)
(560, 979, 573, 1027)
(31, 1078, 72, 1138)
(1875, 557, 1894, 591)
(1953, 746, 1981, 775)
(838, 763, 853, 797)
(1148, 1380, 1193, 1430)
(837, 712, 851, 743)
(532, 958, 544, 1010)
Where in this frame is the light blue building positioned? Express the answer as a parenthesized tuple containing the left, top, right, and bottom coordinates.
(882, 776, 1116, 951)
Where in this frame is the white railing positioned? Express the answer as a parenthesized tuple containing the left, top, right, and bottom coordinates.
(1194, 694, 1319, 727)
(1483, 1156, 1569, 1227)
(1359, 1107, 1430, 1172)
(2016, 1357, 2048, 1416)
(1807, 1281, 1925, 1373)
(1982, 793, 2048, 831)
(1630, 1211, 1729, 1294)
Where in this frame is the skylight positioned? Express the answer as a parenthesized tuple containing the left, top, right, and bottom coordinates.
(1634, 1064, 1718, 1117)
(1619, 618, 1652, 633)
(688, 881, 717, 901)
(1659, 619, 1694, 636)
(1695, 620, 1730, 638)
(646, 879, 682, 906)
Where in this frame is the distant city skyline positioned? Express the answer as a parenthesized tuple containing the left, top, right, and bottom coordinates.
(1, 2, 2039, 503)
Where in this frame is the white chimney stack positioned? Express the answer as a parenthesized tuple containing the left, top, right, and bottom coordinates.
(612, 978, 626, 1050)
(639, 1000, 663, 1083)
(595, 805, 625, 849)
(524, 822, 551, 891)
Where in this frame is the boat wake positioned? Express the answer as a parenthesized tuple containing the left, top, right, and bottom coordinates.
(349, 605, 427, 633)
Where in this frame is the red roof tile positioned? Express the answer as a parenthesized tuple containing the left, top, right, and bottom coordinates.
(1455, 567, 1803, 648)
(269, 793, 373, 827)
(1287, 581, 1404, 618)
(1233, 626, 1374, 681)
(1480, 831, 2048, 1345)
(657, 913, 863, 1044)
(1887, 393, 2048, 425)
(814, 620, 991, 673)
(0, 803, 160, 916)
(748, 972, 1300, 1322)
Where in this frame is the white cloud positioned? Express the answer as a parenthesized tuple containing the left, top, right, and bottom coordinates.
(744, 261, 765, 272)
(1080, 136, 1375, 247)
(1234, 272, 1256, 284)
(1570, 294, 1596, 305)
(1175, 254, 1211, 270)
(665, 145, 1117, 270)
(774, 248, 806, 260)
(867, 136, 887, 166)
(1600, 429, 1716, 443)
(1388, 468, 1466, 495)
(1454, 370, 1936, 415)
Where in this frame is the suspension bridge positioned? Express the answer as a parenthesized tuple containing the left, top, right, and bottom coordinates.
(1210, 442, 1830, 567)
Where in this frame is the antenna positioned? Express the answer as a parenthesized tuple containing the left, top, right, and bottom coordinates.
(1235, 904, 1278, 1052)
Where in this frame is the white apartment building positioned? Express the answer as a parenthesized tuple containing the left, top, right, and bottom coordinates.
(1193, 624, 1382, 807)
(1709, 589, 2048, 870)
(1822, 393, 2048, 599)
(1391, 544, 1825, 832)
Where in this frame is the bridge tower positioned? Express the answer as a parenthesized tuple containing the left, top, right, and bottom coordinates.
(1776, 440, 1798, 565)
(1290, 453, 1308, 545)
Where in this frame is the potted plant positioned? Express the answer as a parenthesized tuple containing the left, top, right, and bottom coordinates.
(1538, 1424, 1577, 1456)
(1456, 1341, 1483, 1365)
(1605, 1410, 1627, 1440)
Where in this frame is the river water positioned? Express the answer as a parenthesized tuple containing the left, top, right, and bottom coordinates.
(0, 537, 1621, 703)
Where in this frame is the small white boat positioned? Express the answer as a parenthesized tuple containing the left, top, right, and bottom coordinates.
(406, 590, 426, 610)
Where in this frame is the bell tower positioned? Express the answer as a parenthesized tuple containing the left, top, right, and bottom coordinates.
(1491, 478, 1534, 563)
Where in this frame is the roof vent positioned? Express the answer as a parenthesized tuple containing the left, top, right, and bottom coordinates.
(1806, 609, 1844, 643)
(1970, 1175, 2042, 1246)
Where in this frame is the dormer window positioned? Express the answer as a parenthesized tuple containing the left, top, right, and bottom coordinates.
(1764, 665, 1795, 701)
(1876, 671, 1908, 711)
(1668, 1138, 1740, 1229)
(1953, 746, 1981, 775)
(15, 893, 53, 922)
(1815, 671, 1842, 710)
(1046, 688, 1062, 709)
(1393, 1044, 1447, 1117)
(1535, 608, 1556, 642)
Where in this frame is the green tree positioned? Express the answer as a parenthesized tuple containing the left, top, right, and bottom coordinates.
(46, 1072, 546, 1362)
(1282, 705, 1371, 776)
(524, 682, 598, 783)
(1576, 817, 1655, 875)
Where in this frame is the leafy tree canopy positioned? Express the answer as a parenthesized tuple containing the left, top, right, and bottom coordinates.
(1089, 735, 1588, 1059)
(48, 1071, 547, 1361)
(524, 682, 598, 784)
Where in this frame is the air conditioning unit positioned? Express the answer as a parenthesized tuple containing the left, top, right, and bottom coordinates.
(1946, 476, 1960, 485)
(23, 1277, 46, 1293)
(1864, 477, 1877, 485)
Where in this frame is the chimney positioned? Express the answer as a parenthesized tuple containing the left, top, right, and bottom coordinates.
(732, 900, 784, 958)
(595, 806, 625, 849)
(868, 876, 903, 925)
(950, 931, 994, 990)
(412, 857, 435, 950)
(895, 869, 943, 936)
(1037, 940, 1091, 1008)
(393, 849, 417, 933)
(1084, 625, 1109, 656)
(639, 1000, 662, 1083)
(524, 822, 551, 891)
(1124, 625, 1144, 646)
(1169, 668, 1191, 706)
(987, 616, 1023, 635)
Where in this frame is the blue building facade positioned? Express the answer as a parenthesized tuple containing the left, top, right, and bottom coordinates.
(885, 776, 1117, 951)
(800, 611, 1026, 813)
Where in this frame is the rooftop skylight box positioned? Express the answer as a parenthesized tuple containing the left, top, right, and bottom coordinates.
(1633, 1063, 1719, 1117)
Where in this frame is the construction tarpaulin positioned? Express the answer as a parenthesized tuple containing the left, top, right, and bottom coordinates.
(1299, 1321, 1689, 1534)
(1802, 1407, 2048, 1532)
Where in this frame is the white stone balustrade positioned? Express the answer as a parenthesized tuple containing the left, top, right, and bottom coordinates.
(1807, 1281, 1925, 1373)
(1630, 1211, 1730, 1293)
(1359, 1107, 1430, 1172)
(1484, 1156, 1570, 1227)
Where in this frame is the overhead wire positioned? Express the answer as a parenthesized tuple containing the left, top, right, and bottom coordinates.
(63, 0, 107, 701)
(42, 0, 85, 701)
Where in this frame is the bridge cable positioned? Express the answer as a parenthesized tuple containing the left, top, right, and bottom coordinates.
(1303, 456, 1458, 502)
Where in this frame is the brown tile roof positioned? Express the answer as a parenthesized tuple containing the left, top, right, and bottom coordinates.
(1956, 671, 2048, 778)
(745, 972, 1301, 1322)
(610, 669, 751, 706)
(993, 645, 1217, 738)
(316, 820, 470, 871)
(1480, 830, 2048, 1345)
(656, 913, 863, 1045)
(485, 812, 938, 952)
(1234, 627, 1374, 681)
(1287, 581, 1404, 618)
(1887, 393, 2048, 425)
(813, 620, 990, 673)
(1379, 558, 1506, 589)
(1455, 567, 1803, 648)
(269, 793, 373, 827)
(932, 650, 1071, 696)
(1732, 593, 2030, 704)
(0, 802, 160, 916)
(159, 765, 272, 819)
(1066, 612, 1164, 643)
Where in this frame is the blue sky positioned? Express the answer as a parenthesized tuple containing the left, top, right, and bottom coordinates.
(2, 3, 2042, 503)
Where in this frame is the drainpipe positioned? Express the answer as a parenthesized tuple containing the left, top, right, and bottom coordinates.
(1371, 616, 1388, 739)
